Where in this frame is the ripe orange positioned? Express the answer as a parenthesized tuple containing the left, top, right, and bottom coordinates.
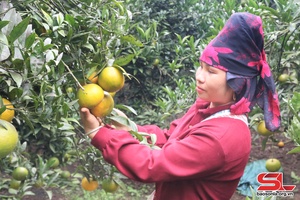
(87, 71, 98, 84)
(0, 98, 15, 122)
(90, 92, 114, 118)
(98, 66, 125, 92)
(265, 158, 281, 172)
(277, 141, 285, 148)
(109, 92, 116, 97)
(257, 120, 273, 136)
(81, 177, 98, 191)
(12, 167, 29, 181)
(102, 179, 118, 193)
(77, 84, 104, 108)
(47, 157, 60, 168)
(0, 119, 19, 159)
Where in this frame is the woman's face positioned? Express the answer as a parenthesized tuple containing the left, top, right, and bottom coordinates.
(195, 62, 234, 108)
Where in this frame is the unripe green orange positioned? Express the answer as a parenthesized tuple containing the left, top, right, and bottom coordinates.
(265, 158, 281, 172)
(257, 120, 273, 136)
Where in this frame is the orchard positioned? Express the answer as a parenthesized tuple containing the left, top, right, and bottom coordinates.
(1, 0, 300, 199)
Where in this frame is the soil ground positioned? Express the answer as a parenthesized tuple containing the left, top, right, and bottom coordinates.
(1, 132, 300, 200)
(231, 132, 300, 200)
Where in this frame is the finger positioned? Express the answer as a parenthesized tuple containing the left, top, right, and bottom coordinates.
(80, 107, 90, 115)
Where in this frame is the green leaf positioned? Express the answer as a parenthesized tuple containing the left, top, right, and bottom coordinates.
(0, 96, 6, 115)
(65, 14, 75, 26)
(0, 32, 10, 61)
(121, 35, 143, 47)
(58, 122, 74, 131)
(9, 16, 30, 43)
(0, 106, 6, 115)
(290, 92, 300, 113)
(41, 9, 53, 27)
(0, 20, 10, 30)
(261, 136, 269, 151)
(107, 115, 138, 132)
(114, 105, 137, 115)
(136, 26, 145, 37)
(114, 54, 135, 66)
(9, 71, 23, 87)
(47, 172, 60, 186)
(18, 111, 34, 131)
(129, 130, 144, 141)
(291, 171, 300, 182)
(45, 190, 53, 200)
(287, 146, 300, 154)
(55, 13, 64, 26)
(25, 33, 36, 49)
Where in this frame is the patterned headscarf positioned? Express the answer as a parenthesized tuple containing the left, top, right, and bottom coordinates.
(200, 12, 280, 131)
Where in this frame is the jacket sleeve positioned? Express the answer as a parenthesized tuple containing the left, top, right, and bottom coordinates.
(136, 117, 182, 147)
(91, 123, 227, 183)
(135, 101, 197, 146)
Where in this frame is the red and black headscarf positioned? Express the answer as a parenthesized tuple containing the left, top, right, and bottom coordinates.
(200, 12, 280, 131)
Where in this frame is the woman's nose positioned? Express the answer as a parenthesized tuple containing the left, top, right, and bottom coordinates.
(196, 68, 205, 83)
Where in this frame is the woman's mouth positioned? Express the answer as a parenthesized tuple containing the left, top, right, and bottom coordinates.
(196, 86, 205, 94)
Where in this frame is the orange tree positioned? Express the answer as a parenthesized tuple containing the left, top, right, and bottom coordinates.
(0, 0, 154, 198)
(248, 0, 300, 151)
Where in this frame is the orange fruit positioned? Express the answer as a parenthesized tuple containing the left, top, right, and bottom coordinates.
(33, 179, 44, 188)
(265, 158, 281, 172)
(81, 177, 98, 191)
(153, 58, 160, 66)
(257, 120, 273, 136)
(102, 179, 118, 193)
(278, 74, 289, 83)
(12, 167, 29, 181)
(77, 84, 104, 108)
(109, 92, 116, 97)
(47, 157, 60, 168)
(277, 141, 284, 148)
(60, 170, 71, 179)
(63, 153, 71, 162)
(0, 98, 15, 122)
(90, 92, 114, 118)
(9, 179, 21, 190)
(98, 66, 125, 92)
(66, 87, 74, 93)
(0, 119, 19, 159)
(87, 72, 98, 84)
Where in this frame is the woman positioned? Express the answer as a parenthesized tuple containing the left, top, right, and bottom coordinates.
(80, 12, 280, 200)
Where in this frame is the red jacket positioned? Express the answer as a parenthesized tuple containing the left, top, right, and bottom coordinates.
(91, 98, 251, 200)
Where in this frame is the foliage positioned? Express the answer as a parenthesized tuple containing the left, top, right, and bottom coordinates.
(244, 186, 274, 200)
(0, 0, 300, 199)
(243, 0, 300, 147)
(0, 0, 139, 198)
(286, 92, 300, 154)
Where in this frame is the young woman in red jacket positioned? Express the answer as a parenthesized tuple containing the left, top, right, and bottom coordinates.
(80, 12, 281, 200)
